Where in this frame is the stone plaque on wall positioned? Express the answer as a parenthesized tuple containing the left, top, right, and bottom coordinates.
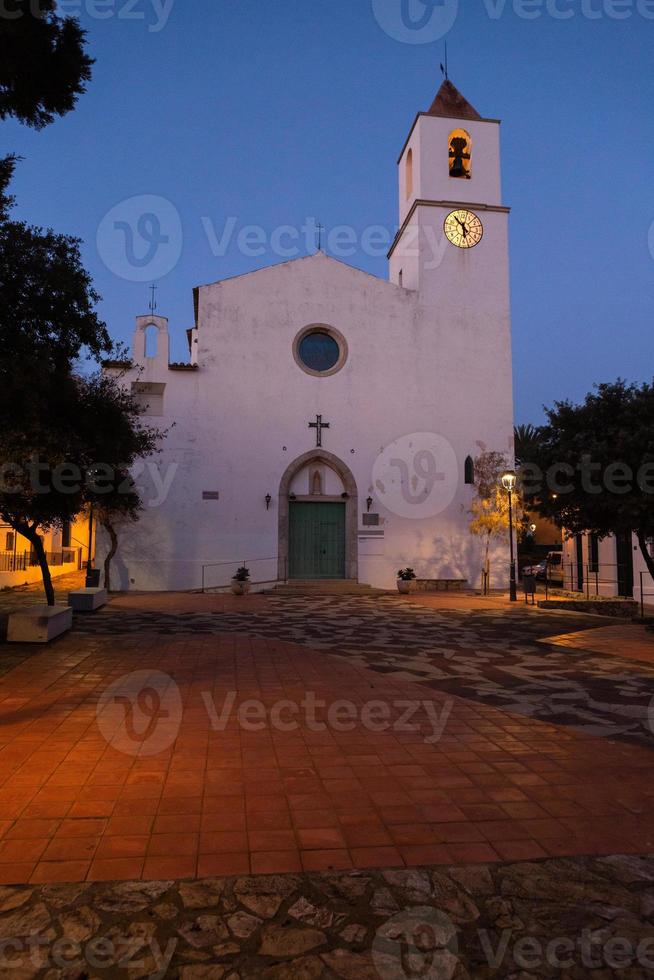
(202, 492, 220, 501)
(363, 513, 380, 526)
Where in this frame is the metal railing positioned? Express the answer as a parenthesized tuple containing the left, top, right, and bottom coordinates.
(543, 560, 654, 618)
(0, 552, 27, 573)
(201, 557, 287, 593)
(0, 549, 79, 573)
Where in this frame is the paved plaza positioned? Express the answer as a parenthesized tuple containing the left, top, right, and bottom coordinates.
(0, 585, 653, 975)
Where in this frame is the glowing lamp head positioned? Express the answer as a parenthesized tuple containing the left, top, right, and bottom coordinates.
(501, 471, 517, 492)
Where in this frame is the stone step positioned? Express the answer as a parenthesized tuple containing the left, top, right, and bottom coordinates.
(269, 580, 379, 596)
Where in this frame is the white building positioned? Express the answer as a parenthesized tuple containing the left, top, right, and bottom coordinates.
(0, 515, 91, 589)
(562, 531, 654, 608)
(102, 79, 515, 592)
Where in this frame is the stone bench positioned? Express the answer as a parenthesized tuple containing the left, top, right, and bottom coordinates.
(7, 605, 73, 644)
(413, 579, 468, 593)
(68, 588, 108, 612)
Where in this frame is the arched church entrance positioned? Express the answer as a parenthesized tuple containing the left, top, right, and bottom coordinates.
(278, 450, 358, 581)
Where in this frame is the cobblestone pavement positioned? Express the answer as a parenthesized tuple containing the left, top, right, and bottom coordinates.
(71, 593, 654, 745)
(2, 856, 654, 978)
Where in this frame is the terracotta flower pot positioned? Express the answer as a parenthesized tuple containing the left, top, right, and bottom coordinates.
(231, 580, 251, 595)
(397, 579, 413, 594)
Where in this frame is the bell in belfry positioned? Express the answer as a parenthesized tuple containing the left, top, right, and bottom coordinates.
(449, 136, 471, 178)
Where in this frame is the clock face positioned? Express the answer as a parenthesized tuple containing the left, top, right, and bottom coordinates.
(443, 209, 483, 249)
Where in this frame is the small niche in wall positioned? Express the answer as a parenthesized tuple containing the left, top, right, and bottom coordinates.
(131, 381, 165, 417)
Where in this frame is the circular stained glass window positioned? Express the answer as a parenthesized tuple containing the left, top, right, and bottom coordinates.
(298, 331, 341, 373)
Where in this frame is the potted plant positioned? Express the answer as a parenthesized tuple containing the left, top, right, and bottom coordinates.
(397, 568, 416, 594)
(231, 566, 251, 595)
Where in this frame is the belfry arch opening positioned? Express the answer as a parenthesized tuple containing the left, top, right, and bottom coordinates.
(406, 147, 413, 199)
(449, 128, 472, 179)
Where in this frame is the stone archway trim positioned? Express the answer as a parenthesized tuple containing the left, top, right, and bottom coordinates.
(278, 449, 358, 581)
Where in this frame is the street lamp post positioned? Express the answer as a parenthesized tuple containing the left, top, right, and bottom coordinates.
(502, 471, 518, 602)
(85, 500, 95, 587)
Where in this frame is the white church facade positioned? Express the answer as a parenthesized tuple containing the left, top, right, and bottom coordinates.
(102, 80, 515, 592)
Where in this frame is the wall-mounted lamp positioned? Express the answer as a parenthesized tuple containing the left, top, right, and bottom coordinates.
(366, 496, 373, 513)
(341, 492, 349, 500)
(265, 494, 272, 510)
(289, 493, 296, 501)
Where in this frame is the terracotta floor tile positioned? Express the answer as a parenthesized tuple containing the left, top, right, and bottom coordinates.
(147, 833, 198, 857)
(247, 810, 293, 831)
(112, 797, 159, 817)
(447, 842, 501, 864)
(30, 861, 91, 883)
(301, 849, 353, 871)
(399, 845, 451, 866)
(153, 814, 202, 835)
(248, 829, 296, 852)
(296, 827, 346, 850)
(197, 852, 250, 876)
(142, 855, 197, 880)
(5, 818, 61, 839)
(67, 801, 116, 819)
(94, 836, 150, 859)
(474, 820, 533, 842)
(0, 838, 49, 863)
(342, 824, 394, 848)
(105, 815, 154, 837)
(418, 804, 466, 824)
(251, 850, 302, 874)
(199, 832, 248, 854)
(56, 818, 108, 838)
(493, 839, 549, 861)
(87, 858, 145, 881)
(21, 801, 71, 819)
(42, 836, 99, 862)
(156, 797, 202, 816)
(349, 846, 404, 869)
(0, 863, 36, 884)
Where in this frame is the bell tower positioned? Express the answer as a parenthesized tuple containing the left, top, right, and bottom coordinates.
(389, 79, 509, 304)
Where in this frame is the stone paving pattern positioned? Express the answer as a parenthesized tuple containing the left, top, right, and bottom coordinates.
(2, 856, 654, 978)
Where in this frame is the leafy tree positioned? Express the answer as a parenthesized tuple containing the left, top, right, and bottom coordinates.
(529, 381, 654, 581)
(0, 0, 93, 129)
(0, 372, 163, 603)
(468, 451, 524, 591)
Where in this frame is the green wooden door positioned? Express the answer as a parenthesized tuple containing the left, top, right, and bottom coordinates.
(289, 502, 346, 579)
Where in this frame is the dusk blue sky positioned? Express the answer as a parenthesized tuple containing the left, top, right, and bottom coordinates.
(4, 0, 653, 424)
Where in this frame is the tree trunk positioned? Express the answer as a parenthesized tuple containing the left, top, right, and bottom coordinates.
(23, 527, 55, 607)
(636, 529, 654, 586)
(102, 519, 118, 593)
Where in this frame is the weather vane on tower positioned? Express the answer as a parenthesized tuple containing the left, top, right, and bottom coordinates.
(149, 284, 158, 315)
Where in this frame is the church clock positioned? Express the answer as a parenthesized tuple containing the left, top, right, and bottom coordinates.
(443, 209, 483, 249)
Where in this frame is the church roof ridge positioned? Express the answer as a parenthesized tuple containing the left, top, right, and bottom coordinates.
(427, 79, 482, 121)
(193, 250, 402, 293)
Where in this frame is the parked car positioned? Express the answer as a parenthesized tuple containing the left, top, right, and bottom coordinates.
(522, 559, 547, 579)
(521, 552, 564, 584)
